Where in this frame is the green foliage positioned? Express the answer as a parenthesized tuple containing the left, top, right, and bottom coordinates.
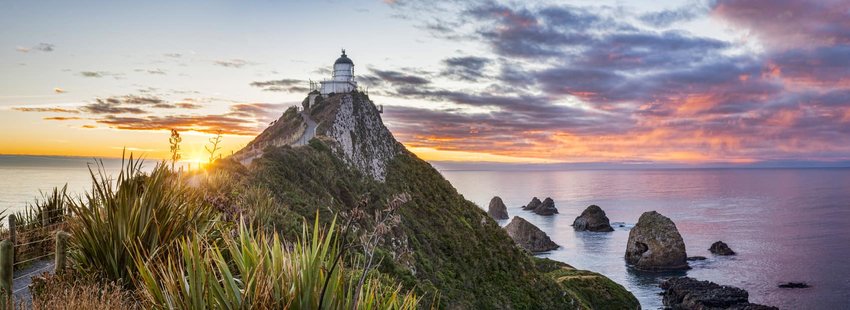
(238, 185, 280, 228)
(66, 155, 219, 285)
(3, 185, 70, 270)
(533, 257, 640, 310)
(135, 218, 421, 309)
(13, 185, 69, 232)
(234, 139, 589, 309)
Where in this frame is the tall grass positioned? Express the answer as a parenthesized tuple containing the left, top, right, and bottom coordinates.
(59, 153, 422, 308)
(135, 218, 422, 309)
(0, 186, 70, 270)
(66, 155, 219, 285)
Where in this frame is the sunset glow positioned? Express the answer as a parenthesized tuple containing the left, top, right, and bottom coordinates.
(2, 0, 849, 165)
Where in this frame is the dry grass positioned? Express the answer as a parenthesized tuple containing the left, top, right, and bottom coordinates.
(30, 273, 140, 310)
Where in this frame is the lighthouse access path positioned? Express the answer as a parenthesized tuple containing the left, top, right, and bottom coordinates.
(294, 111, 317, 146)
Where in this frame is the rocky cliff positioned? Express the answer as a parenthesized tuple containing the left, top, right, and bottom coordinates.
(221, 92, 638, 309)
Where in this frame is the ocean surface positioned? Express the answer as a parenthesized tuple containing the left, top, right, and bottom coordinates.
(440, 168, 850, 309)
(2, 155, 849, 308)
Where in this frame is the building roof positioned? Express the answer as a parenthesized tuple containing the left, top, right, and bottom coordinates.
(334, 49, 353, 65)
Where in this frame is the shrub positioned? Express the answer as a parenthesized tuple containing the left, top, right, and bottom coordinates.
(135, 218, 421, 309)
(66, 155, 219, 285)
(30, 272, 140, 310)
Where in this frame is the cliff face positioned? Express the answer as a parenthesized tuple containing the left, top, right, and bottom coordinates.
(226, 92, 637, 309)
(320, 94, 402, 181)
(234, 93, 401, 181)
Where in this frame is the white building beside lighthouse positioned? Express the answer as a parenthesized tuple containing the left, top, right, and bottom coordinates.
(319, 49, 358, 95)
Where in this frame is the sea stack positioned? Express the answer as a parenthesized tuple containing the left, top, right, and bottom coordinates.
(487, 196, 509, 220)
(504, 216, 559, 252)
(522, 197, 542, 210)
(572, 205, 615, 232)
(625, 211, 689, 270)
(709, 241, 736, 255)
(660, 277, 778, 309)
(533, 197, 559, 215)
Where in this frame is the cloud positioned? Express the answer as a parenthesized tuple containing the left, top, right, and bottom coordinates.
(375, 0, 850, 162)
(15, 43, 54, 53)
(54, 88, 66, 94)
(175, 102, 203, 109)
(640, 3, 708, 27)
(17, 93, 207, 118)
(441, 56, 491, 81)
(13, 107, 80, 114)
(712, 0, 850, 49)
(79, 71, 123, 79)
(92, 103, 288, 135)
(34, 43, 54, 52)
(80, 101, 148, 114)
(43, 116, 80, 121)
(367, 69, 431, 86)
(163, 53, 182, 58)
(80, 71, 103, 78)
(213, 59, 251, 68)
(249, 79, 308, 92)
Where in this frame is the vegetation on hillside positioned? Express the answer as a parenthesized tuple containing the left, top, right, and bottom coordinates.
(24, 155, 421, 309)
(206, 135, 638, 309)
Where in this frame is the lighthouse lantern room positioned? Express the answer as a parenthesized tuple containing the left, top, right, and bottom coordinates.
(319, 49, 358, 95)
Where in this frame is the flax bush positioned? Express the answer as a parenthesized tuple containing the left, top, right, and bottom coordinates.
(135, 218, 421, 310)
(66, 155, 219, 285)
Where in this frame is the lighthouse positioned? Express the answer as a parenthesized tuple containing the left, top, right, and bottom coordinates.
(319, 49, 358, 95)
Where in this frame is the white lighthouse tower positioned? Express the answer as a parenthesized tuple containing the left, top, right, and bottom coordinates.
(319, 49, 358, 95)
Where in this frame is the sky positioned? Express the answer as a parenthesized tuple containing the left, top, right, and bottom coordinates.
(1, 0, 849, 165)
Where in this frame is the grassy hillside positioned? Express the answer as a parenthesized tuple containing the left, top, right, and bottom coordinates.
(212, 136, 637, 309)
(210, 92, 639, 309)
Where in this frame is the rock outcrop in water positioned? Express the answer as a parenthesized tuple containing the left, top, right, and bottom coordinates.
(522, 197, 542, 210)
(573, 205, 614, 232)
(487, 196, 509, 220)
(709, 241, 736, 256)
(625, 211, 689, 270)
(505, 216, 559, 252)
(532, 197, 558, 215)
(660, 277, 778, 309)
(778, 282, 810, 289)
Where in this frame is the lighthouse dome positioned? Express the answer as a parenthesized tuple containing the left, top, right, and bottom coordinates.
(334, 50, 354, 65)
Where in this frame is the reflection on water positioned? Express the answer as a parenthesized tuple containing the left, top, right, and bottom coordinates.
(442, 168, 850, 309)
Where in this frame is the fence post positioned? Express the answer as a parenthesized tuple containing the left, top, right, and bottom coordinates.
(0, 240, 12, 310)
(54, 232, 68, 275)
(7, 215, 14, 266)
(41, 209, 48, 227)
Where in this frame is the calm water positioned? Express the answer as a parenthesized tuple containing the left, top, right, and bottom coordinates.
(3, 156, 849, 308)
(440, 168, 850, 309)
(0, 155, 149, 213)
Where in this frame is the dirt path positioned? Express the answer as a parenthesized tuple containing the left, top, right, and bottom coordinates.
(294, 111, 317, 146)
(12, 259, 54, 306)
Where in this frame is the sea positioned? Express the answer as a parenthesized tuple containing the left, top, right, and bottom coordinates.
(2, 155, 849, 309)
(439, 168, 850, 309)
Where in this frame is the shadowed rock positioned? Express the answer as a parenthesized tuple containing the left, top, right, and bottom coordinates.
(687, 256, 707, 261)
(778, 282, 810, 289)
(625, 211, 689, 271)
(661, 277, 778, 310)
(709, 241, 736, 256)
(572, 205, 614, 232)
(522, 197, 542, 210)
(504, 216, 559, 253)
(533, 197, 558, 216)
(487, 196, 509, 220)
